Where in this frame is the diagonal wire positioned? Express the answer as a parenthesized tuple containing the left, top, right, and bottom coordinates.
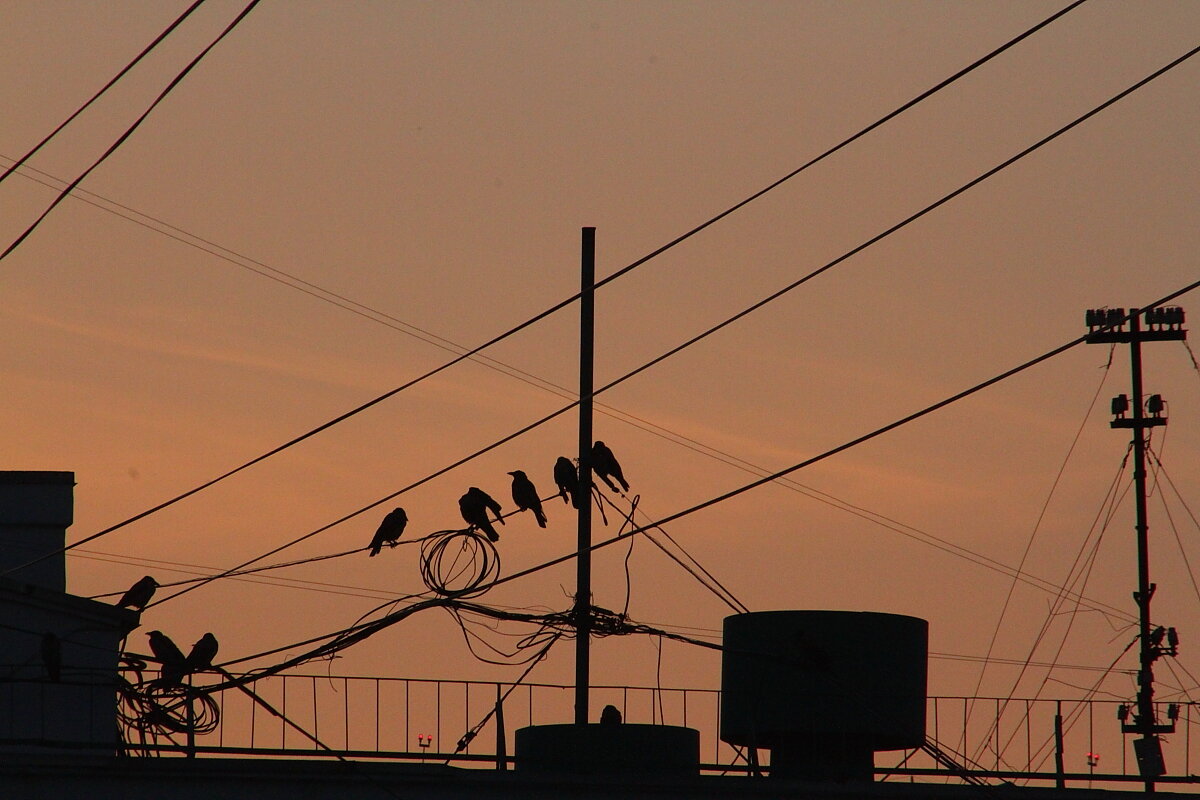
(143, 44, 1200, 609)
(964, 344, 1113, 729)
(0, 0, 208, 187)
(14, 0, 1089, 566)
(0, 0, 262, 262)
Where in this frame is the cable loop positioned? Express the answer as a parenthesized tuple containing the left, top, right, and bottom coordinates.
(419, 529, 500, 598)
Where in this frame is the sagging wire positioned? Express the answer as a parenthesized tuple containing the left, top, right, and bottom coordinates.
(1024, 635, 1139, 780)
(448, 632, 561, 759)
(595, 490, 748, 615)
(1146, 447, 1200, 609)
(968, 445, 1134, 764)
(966, 342, 1115, 727)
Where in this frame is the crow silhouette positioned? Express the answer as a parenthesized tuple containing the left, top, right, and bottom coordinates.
(459, 487, 504, 541)
(591, 440, 629, 493)
(553, 456, 578, 507)
(508, 470, 547, 527)
(185, 632, 219, 673)
(147, 630, 187, 684)
(368, 507, 408, 557)
(118, 575, 158, 610)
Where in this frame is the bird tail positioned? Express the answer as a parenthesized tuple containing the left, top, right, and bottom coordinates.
(535, 508, 547, 527)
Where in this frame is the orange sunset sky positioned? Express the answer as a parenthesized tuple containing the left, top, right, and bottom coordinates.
(3, 0, 1200, 752)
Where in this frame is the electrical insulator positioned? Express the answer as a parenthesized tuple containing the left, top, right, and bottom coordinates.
(1168, 627, 1180, 648)
(1112, 394, 1130, 417)
(1147, 395, 1165, 417)
(1169, 704, 1181, 721)
(1117, 704, 1130, 721)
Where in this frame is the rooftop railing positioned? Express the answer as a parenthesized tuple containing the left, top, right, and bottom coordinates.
(108, 671, 1200, 788)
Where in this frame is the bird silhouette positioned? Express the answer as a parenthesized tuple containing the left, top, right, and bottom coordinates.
(368, 507, 408, 557)
(553, 456, 578, 507)
(41, 632, 61, 683)
(591, 440, 629, 493)
(508, 470, 547, 527)
(147, 630, 187, 684)
(459, 487, 504, 542)
(118, 575, 158, 610)
(600, 704, 622, 726)
(184, 632, 219, 673)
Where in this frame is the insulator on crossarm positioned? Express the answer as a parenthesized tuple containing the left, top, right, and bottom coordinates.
(1112, 394, 1129, 417)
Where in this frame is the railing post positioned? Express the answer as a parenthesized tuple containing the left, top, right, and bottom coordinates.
(495, 683, 507, 771)
(1055, 701, 1066, 789)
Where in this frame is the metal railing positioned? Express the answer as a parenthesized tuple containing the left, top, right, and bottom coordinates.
(121, 672, 1199, 788)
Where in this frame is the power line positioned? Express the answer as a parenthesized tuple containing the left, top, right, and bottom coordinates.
(965, 345, 1114, 725)
(217, 291, 1196, 677)
(142, 42, 1200, 609)
(0, 0, 262, 263)
(481, 287, 1200, 606)
(0, 1, 207, 188)
(17, 0, 1088, 565)
(14, 153, 1112, 623)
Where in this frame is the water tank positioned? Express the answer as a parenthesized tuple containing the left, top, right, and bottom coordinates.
(516, 723, 698, 776)
(720, 610, 927, 780)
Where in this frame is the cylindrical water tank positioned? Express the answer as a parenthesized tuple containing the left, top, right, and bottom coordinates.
(721, 610, 927, 779)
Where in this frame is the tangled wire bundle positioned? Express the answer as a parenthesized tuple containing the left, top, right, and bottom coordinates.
(419, 528, 500, 598)
(116, 656, 219, 755)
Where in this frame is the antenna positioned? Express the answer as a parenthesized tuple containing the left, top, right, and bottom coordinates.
(1085, 305, 1187, 793)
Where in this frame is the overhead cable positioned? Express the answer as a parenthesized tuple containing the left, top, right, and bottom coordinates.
(0, 0, 262, 264)
(141, 42, 1200, 607)
(0, 0, 207, 188)
(32, 0, 1088, 562)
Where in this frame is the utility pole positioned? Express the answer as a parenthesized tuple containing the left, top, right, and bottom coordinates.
(1085, 305, 1186, 792)
(575, 227, 596, 726)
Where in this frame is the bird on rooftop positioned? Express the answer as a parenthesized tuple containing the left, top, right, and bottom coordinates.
(459, 487, 504, 542)
(600, 704, 622, 726)
(118, 575, 158, 610)
(184, 632, 219, 673)
(591, 441, 629, 493)
(553, 456, 578, 508)
(147, 630, 187, 684)
(41, 632, 61, 683)
(368, 507, 408, 557)
(508, 470, 547, 528)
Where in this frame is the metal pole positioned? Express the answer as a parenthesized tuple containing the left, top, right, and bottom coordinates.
(575, 226, 596, 726)
(1129, 310, 1159, 793)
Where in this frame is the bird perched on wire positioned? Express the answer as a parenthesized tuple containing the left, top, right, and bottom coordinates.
(591, 440, 629, 493)
(117, 575, 158, 610)
(147, 630, 187, 684)
(368, 507, 408, 557)
(553, 456, 579, 508)
(41, 632, 61, 683)
(184, 632, 219, 673)
(508, 470, 547, 527)
(459, 487, 504, 542)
